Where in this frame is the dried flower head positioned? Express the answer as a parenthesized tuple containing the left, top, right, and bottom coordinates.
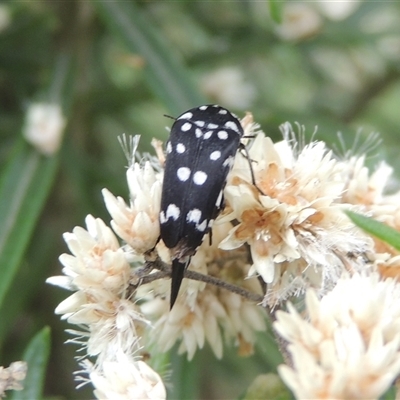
(0, 361, 27, 398)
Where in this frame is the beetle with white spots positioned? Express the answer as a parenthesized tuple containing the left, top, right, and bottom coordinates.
(159, 104, 244, 309)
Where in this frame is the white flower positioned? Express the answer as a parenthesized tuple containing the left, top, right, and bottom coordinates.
(47, 214, 150, 363)
(218, 289, 267, 356)
(65, 295, 149, 360)
(50, 215, 131, 296)
(103, 161, 161, 255)
(341, 156, 393, 206)
(317, 0, 361, 21)
(149, 289, 226, 360)
(274, 273, 400, 399)
(144, 284, 265, 361)
(47, 136, 166, 396)
(201, 67, 256, 109)
(339, 152, 400, 280)
(85, 353, 166, 400)
(275, 3, 322, 41)
(140, 223, 266, 360)
(48, 215, 161, 398)
(0, 361, 27, 398)
(23, 103, 66, 155)
(49, 109, 400, 399)
(220, 122, 374, 305)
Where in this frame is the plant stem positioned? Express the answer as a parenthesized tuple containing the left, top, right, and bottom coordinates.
(132, 257, 264, 304)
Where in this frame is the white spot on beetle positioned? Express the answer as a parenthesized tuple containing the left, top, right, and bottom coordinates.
(178, 112, 193, 120)
(166, 204, 180, 221)
(187, 209, 202, 224)
(207, 123, 218, 129)
(176, 143, 186, 153)
(195, 121, 205, 127)
(177, 167, 191, 181)
(210, 151, 221, 160)
(224, 121, 240, 133)
(166, 142, 172, 153)
(196, 220, 208, 232)
(193, 171, 207, 185)
(218, 109, 228, 115)
(195, 128, 203, 138)
(182, 122, 192, 132)
(204, 131, 213, 140)
(218, 130, 228, 140)
(199, 105, 208, 111)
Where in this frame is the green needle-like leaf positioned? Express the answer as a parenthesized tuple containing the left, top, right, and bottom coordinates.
(10, 327, 51, 400)
(269, 0, 284, 24)
(0, 141, 59, 308)
(346, 210, 400, 251)
(95, 1, 206, 115)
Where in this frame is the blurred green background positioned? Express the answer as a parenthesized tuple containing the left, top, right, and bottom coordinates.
(0, 1, 400, 399)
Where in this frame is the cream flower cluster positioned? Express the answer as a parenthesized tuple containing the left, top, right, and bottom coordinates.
(137, 222, 267, 360)
(47, 214, 165, 398)
(83, 354, 166, 400)
(103, 135, 162, 255)
(142, 263, 266, 361)
(274, 273, 400, 399)
(48, 114, 400, 398)
(340, 153, 400, 279)
(221, 121, 376, 306)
